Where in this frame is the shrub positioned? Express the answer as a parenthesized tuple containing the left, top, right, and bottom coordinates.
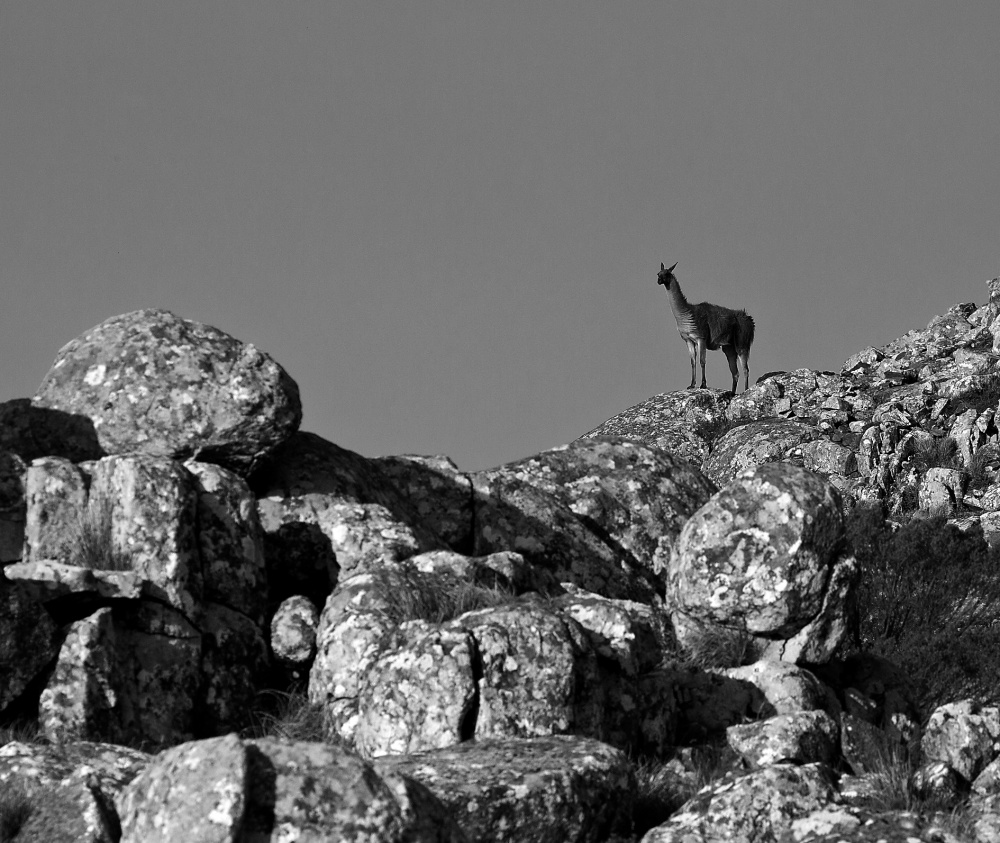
(244, 689, 330, 745)
(676, 624, 751, 670)
(69, 496, 132, 572)
(966, 443, 1000, 490)
(908, 436, 961, 473)
(0, 782, 32, 843)
(843, 506, 1000, 712)
(368, 563, 521, 626)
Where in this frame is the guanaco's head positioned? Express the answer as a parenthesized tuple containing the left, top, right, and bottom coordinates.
(657, 262, 677, 287)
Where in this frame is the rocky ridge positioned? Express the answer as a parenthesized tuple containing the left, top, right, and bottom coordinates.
(0, 289, 999, 841)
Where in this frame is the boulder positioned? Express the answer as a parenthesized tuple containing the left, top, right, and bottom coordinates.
(270, 594, 320, 673)
(722, 660, 832, 716)
(115, 734, 463, 843)
(0, 397, 104, 463)
(701, 418, 816, 486)
(475, 437, 717, 586)
(921, 699, 1000, 783)
(355, 621, 478, 757)
(640, 762, 837, 843)
(668, 462, 857, 664)
(0, 739, 149, 843)
(374, 735, 634, 843)
(726, 710, 839, 768)
(34, 309, 301, 473)
(578, 390, 732, 466)
(22, 456, 89, 565)
(0, 578, 60, 715)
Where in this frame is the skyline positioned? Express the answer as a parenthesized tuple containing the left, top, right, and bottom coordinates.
(2, 3, 998, 469)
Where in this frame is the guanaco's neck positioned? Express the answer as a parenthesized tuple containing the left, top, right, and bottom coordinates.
(664, 277, 692, 317)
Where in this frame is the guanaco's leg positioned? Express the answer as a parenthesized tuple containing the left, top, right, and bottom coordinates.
(722, 345, 739, 394)
(685, 339, 697, 388)
(698, 339, 708, 389)
(738, 349, 751, 392)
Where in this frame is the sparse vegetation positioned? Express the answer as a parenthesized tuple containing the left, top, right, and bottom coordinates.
(843, 506, 1000, 711)
(69, 496, 132, 572)
(675, 623, 751, 670)
(368, 562, 521, 626)
(0, 722, 41, 749)
(244, 689, 331, 745)
(908, 435, 961, 473)
(966, 443, 1000, 490)
(0, 781, 32, 843)
(630, 744, 742, 838)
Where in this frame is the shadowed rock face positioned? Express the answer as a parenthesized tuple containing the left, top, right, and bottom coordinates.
(33, 308, 301, 475)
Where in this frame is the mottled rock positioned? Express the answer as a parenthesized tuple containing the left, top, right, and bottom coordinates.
(579, 390, 732, 466)
(0, 578, 59, 714)
(668, 462, 855, 664)
(198, 602, 269, 736)
(88, 455, 201, 617)
(801, 439, 858, 476)
(185, 460, 267, 625)
(270, 594, 320, 671)
(22, 456, 88, 564)
(372, 453, 474, 552)
(701, 418, 816, 486)
(922, 699, 1000, 783)
(3, 559, 145, 608)
(356, 621, 477, 757)
(34, 309, 300, 473)
(0, 739, 149, 843)
(664, 664, 766, 738)
(375, 735, 633, 843)
(722, 660, 831, 716)
(727, 710, 839, 768)
(39, 602, 202, 748)
(919, 466, 966, 512)
(475, 437, 716, 586)
(640, 762, 837, 842)
(841, 713, 898, 775)
(116, 733, 247, 842)
(726, 369, 857, 424)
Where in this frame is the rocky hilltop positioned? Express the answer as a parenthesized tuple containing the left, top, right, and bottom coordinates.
(2, 283, 1000, 842)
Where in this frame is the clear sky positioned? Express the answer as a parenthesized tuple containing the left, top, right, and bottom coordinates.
(2, 3, 998, 470)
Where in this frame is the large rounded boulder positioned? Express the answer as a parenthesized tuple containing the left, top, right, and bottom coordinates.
(34, 309, 301, 474)
(667, 462, 858, 664)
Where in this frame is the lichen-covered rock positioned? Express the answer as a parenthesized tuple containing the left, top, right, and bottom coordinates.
(459, 601, 589, 740)
(116, 733, 246, 842)
(374, 735, 634, 843)
(0, 450, 27, 563)
(919, 466, 966, 513)
(22, 456, 88, 564)
(0, 578, 59, 714)
(34, 309, 301, 473)
(372, 453, 474, 552)
(726, 369, 858, 424)
(722, 660, 831, 716)
(578, 390, 732, 467)
(701, 418, 816, 486)
(270, 594, 320, 671)
(185, 460, 267, 626)
(3, 558, 145, 605)
(39, 602, 202, 748)
(801, 438, 858, 476)
(476, 437, 717, 586)
(88, 455, 202, 617)
(661, 664, 766, 738)
(922, 699, 1000, 783)
(640, 762, 837, 843)
(668, 462, 856, 664)
(355, 621, 478, 757)
(198, 602, 269, 736)
(727, 710, 839, 768)
(0, 739, 149, 843)
(309, 573, 397, 742)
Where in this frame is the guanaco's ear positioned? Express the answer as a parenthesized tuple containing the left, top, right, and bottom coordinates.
(667, 262, 677, 272)
(660, 263, 665, 271)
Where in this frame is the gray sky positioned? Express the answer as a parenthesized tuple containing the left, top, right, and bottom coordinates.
(2, 2, 998, 470)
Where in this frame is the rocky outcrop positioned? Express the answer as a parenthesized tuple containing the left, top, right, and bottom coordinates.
(668, 462, 857, 664)
(5, 288, 1000, 839)
(33, 309, 301, 473)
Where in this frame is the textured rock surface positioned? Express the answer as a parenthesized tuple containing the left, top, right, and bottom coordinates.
(727, 709, 839, 768)
(374, 735, 634, 843)
(668, 462, 856, 663)
(640, 762, 837, 842)
(921, 699, 1000, 783)
(270, 594, 320, 671)
(22, 456, 89, 564)
(0, 397, 104, 463)
(578, 390, 732, 467)
(34, 309, 301, 473)
(701, 418, 816, 486)
(0, 450, 27, 563)
(0, 578, 60, 714)
(475, 437, 717, 585)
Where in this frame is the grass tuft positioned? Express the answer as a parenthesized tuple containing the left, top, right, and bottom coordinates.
(368, 562, 521, 626)
(69, 496, 132, 572)
(244, 689, 330, 744)
(677, 624, 751, 670)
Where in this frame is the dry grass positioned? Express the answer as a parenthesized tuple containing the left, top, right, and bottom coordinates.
(676, 624, 751, 670)
(0, 782, 32, 843)
(69, 496, 132, 572)
(244, 689, 329, 744)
